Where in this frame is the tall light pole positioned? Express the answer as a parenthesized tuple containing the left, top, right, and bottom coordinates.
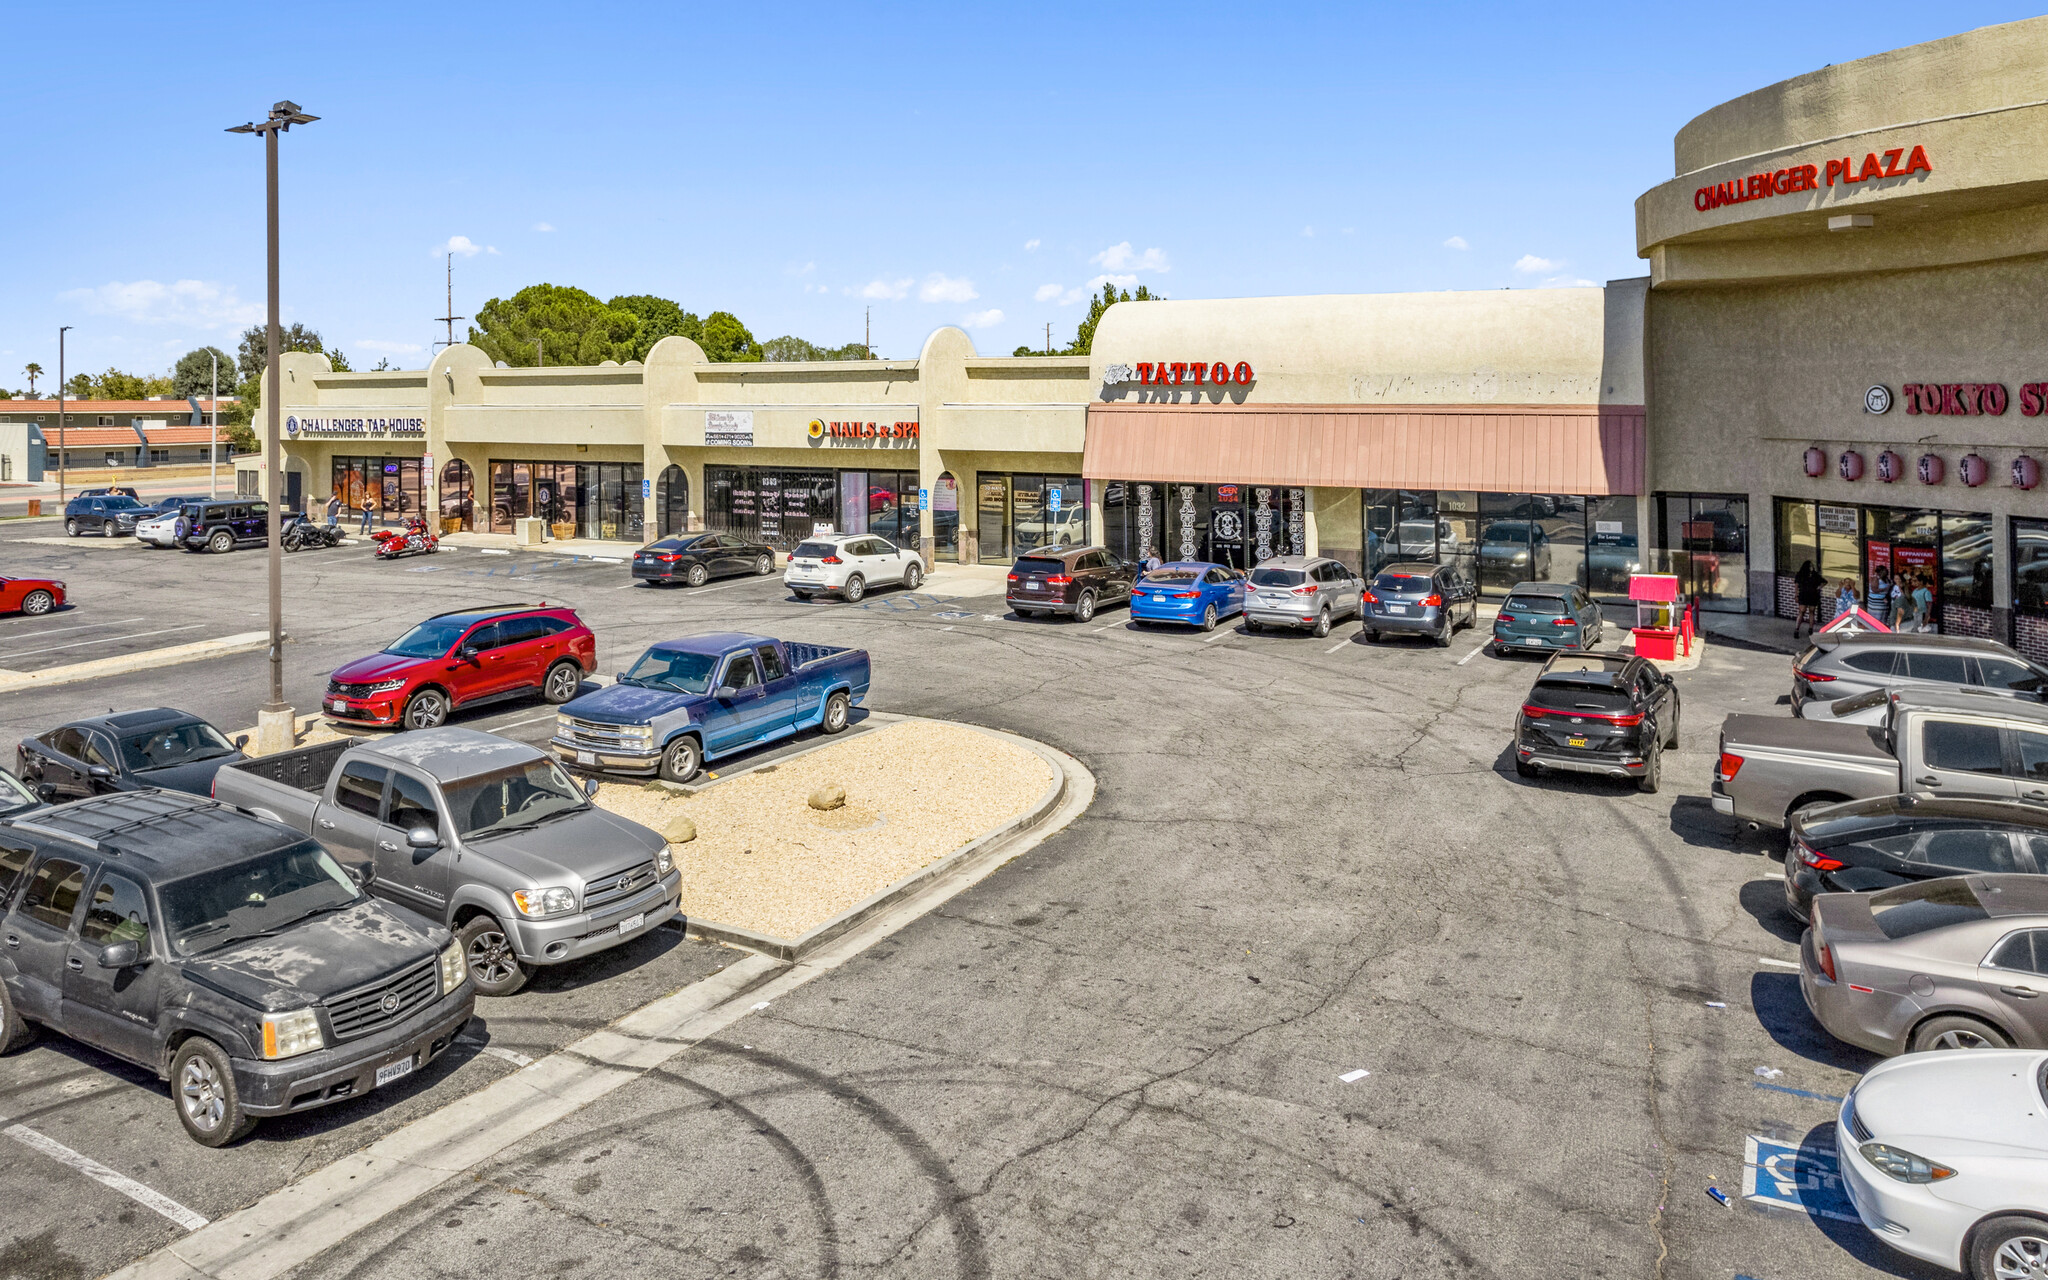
(228, 100, 318, 754)
(56, 326, 70, 503)
(208, 350, 219, 499)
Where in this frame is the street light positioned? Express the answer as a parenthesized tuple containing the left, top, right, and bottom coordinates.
(57, 326, 70, 503)
(227, 99, 318, 755)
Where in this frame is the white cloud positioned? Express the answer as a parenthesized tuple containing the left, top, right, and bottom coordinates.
(859, 278, 912, 300)
(961, 309, 1004, 329)
(1023, 238, 1041, 251)
(438, 235, 488, 258)
(1091, 242, 1170, 273)
(59, 278, 262, 329)
(1300, 225, 1315, 238)
(356, 338, 425, 355)
(787, 261, 816, 276)
(1443, 235, 1469, 250)
(1540, 275, 1600, 289)
(532, 222, 555, 233)
(919, 273, 978, 303)
(1033, 283, 1063, 302)
(1513, 254, 1560, 273)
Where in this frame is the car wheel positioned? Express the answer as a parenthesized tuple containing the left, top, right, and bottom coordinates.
(754, 553, 774, 576)
(1515, 760, 1539, 778)
(541, 661, 582, 705)
(659, 735, 702, 783)
(208, 529, 234, 554)
(1074, 590, 1095, 623)
(1312, 609, 1331, 638)
(1636, 745, 1662, 794)
(20, 590, 54, 617)
(104, 520, 119, 539)
(1968, 1215, 2048, 1279)
(843, 574, 866, 602)
(821, 690, 851, 735)
(1432, 616, 1451, 648)
(402, 688, 448, 730)
(903, 561, 924, 590)
(1199, 604, 1218, 632)
(792, 590, 813, 601)
(458, 915, 531, 998)
(686, 562, 708, 587)
(65, 519, 78, 537)
(172, 1037, 257, 1147)
(1909, 1014, 2011, 1052)
(0, 980, 34, 1054)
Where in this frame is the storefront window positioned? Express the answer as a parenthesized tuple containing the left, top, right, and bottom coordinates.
(439, 459, 474, 533)
(838, 470, 917, 548)
(1364, 489, 1443, 576)
(706, 466, 833, 551)
(932, 473, 959, 558)
(656, 465, 689, 537)
(1658, 493, 1748, 613)
(1942, 511, 1994, 636)
(331, 456, 422, 527)
(976, 476, 1010, 564)
(1585, 495, 1640, 599)
(1772, 496, 1990, 635)
(2012, 519, 2048, 662)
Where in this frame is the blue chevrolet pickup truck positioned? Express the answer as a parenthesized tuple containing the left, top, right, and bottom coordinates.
(551, 632, 871, 782)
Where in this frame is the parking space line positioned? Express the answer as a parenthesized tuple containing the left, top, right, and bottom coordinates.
(9, 615, 146, 638)
(1456, 643, 1488, 666)
(11, 623, 203, 659)
(1323, 640, 1348, 654)
(1757, 956, 1801, 969)
(1201, 629, 1234, 643)
(4, 1123, 209, 1231)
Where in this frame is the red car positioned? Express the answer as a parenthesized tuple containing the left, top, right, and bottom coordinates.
(1, 576, 65, 616)
(325, 603, 596, 731)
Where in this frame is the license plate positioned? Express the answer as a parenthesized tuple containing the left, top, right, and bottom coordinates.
(576, 750, 597, 766)
(1152, 594, 1165, 602)
(1567, 736, 1588, 748)
(1387, 605, 1408, 614)
(375, 1056, 414, 1088)
(1027, 579, 1042, 588)
(329, 699, 347, 713)
(618, 912, 645, 935)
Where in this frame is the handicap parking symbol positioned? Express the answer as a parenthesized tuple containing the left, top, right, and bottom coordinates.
(1741, 1135, 1861, 1223)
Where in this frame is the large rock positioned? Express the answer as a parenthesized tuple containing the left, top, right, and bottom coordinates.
(808, 784, 846, 811)
(664, 815, 697, 843)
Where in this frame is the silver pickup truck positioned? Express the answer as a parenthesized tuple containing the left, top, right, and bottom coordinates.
(1713, 687, 2048, 830)
(214, 729, 680, 996)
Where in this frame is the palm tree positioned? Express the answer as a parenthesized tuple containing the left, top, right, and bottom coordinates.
(23, 362, 41, 396)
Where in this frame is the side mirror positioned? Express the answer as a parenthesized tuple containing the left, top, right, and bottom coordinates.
(34, 783, 57, 803)
(406, 826, 440, 850)
(715, 685, 739, 699)
(347, 861, 376, 887)
(583, 777, 599, 798)
(233, 734, 250, 750)
(615, 672, 627, 684)
(461, 646, 480, 662)
(98, 939, 141, 969)
(86, 765, 112, 780)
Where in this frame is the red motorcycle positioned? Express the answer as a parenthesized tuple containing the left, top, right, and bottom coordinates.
(373, 519, 440, 560)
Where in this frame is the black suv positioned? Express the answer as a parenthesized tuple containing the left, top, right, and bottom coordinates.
(1006, 545, 1137, 622)
(0, 791, 473, 1145)
(18, 708, 248, 801)
(63, 494, 147, 538)
(1785, 795, 2048, 923)
(1514, 652, 1681, 793)
(175, 499, 271, 553)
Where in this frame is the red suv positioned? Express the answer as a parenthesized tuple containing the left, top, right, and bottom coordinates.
(324, 604, 596, 730)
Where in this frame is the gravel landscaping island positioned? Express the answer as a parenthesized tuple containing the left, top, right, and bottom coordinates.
(593, 719, 1055, 941)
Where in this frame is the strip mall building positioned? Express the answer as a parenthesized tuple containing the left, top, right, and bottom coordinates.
(257, 17, 2048, 648)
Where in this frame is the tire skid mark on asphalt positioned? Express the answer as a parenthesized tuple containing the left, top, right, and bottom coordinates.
(3, 1121, 209, 1230)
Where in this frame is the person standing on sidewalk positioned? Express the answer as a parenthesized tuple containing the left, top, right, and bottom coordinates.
(1867, 566, 1897, 628)
(1832, 578, 1861, 622)
(1793, 560, 1824, 637)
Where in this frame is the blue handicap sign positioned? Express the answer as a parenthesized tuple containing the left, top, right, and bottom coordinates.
(919, 488, 929, 511)
(641, 478, 652, 500)
(1742, 1135, 1860, 1223)
(1049, 489, 1062, 513)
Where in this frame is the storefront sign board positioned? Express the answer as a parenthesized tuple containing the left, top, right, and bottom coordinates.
(1693, 145, 1930, 212)
(1102, 361, 1255, 388)
(284, 412, 426, 439)
(705, 410, 754, 447)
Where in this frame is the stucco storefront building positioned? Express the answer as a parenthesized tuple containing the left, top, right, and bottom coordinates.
(1636, 16, 2048, 652)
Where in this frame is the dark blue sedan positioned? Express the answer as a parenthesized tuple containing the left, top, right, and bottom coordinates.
(1129, 562, 1246, 631)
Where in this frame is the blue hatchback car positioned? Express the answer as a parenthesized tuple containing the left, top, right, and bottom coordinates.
(1130, 561, 1246, 631)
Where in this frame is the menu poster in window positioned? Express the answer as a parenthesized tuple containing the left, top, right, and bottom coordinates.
(934, 479, 958, 512)
(1893, 545, 1937, 572)
(758, 475, 781, 539)
(1867, 542, 1892, 574)
(1818, 505, 1858, 534)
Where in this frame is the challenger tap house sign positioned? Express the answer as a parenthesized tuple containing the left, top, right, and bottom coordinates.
(1694, 145, 1932, 211)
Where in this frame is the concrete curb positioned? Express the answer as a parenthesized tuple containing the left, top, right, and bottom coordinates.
(679, 713, 1072, 961)
(0, 630, 271, 695)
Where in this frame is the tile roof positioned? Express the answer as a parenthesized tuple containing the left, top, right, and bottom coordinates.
(0, 399, 228, 413)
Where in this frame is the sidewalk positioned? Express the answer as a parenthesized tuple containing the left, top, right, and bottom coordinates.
(1698, 609, 1806, 656)
(438, 531, 633, 560)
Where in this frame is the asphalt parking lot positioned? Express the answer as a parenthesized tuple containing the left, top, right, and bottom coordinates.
(0, 526, 1941, 1280)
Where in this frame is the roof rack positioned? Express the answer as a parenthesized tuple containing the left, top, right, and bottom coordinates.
(425, 603, 541, 620)
(19, 790, 229, 854)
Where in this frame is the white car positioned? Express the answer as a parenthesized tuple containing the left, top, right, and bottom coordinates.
(1014, 504, 1089, 550)
(134, 509, 185, 548)
(783, 532, 924, 602)
(1838, 1048, 2048, 1276)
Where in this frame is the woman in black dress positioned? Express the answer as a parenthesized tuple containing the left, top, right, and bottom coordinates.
(1793, 559, 1824, 637)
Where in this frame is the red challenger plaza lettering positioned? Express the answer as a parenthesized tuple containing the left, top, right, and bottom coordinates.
(1694, 145, 1930, 212)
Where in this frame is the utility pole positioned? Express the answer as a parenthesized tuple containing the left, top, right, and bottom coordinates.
(865, 306, 872, 359)
(56, 326, 69, 503)
(1045, 322, 1052, 355)
(432, 251, 465, 350)
(536, 337, 543, 368)
(228, 98, 318, 755)
(208, 350, 218, 499)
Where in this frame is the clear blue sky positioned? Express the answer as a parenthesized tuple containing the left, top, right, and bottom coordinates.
(1, 2, 2034, 385)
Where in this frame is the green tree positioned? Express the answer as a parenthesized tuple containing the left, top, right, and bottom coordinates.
(468, 284, 639, 367)
(697, 311, 761, 363)
(762, 335, 872, 362)
(237, 322, 325, 385)
(23, 362, 42, 395)
(1066, 283, 1161, 356)
(327, 348, 352, 372)
(172, 347, 236, 399)
(608, 294, 701, 360)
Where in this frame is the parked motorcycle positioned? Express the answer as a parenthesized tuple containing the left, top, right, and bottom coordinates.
(282, 515, 349, 552)
(372, 523, 439, 560)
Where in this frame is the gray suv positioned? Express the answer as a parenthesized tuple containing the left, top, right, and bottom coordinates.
(1245, 556, 1363, 637)
(1361, 561, 1479, 646)
(1792, 633, 2047, 717)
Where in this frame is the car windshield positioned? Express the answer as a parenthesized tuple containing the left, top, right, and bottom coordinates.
(158, 843, 363, 957)
(445, 758, 588, 839)
(385, 617, 476, 659)
(1526, 681, 1633, 715)
(791, 542, 838, 559)
(0, 770, 36, 816)
(1482, 523, 1530, 542)
(1867, 877, 1991, 939)
(1372, 573, 1432, 594)
(1502, 593, 1567, 615)
(1142, 569, 1199, 584)
(119, 720, 237, 772)
(1251, 568, 1305, 587)
(1015, 558, 1066, 575)
(620, 648, 718, 694)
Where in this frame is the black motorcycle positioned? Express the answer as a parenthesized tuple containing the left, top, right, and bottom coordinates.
(282, 513, 349, 552)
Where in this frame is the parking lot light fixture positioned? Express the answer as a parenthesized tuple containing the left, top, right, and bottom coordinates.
(227, 100, 319, 754)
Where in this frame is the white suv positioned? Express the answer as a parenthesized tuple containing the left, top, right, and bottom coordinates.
(784, 533, 924, 602)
